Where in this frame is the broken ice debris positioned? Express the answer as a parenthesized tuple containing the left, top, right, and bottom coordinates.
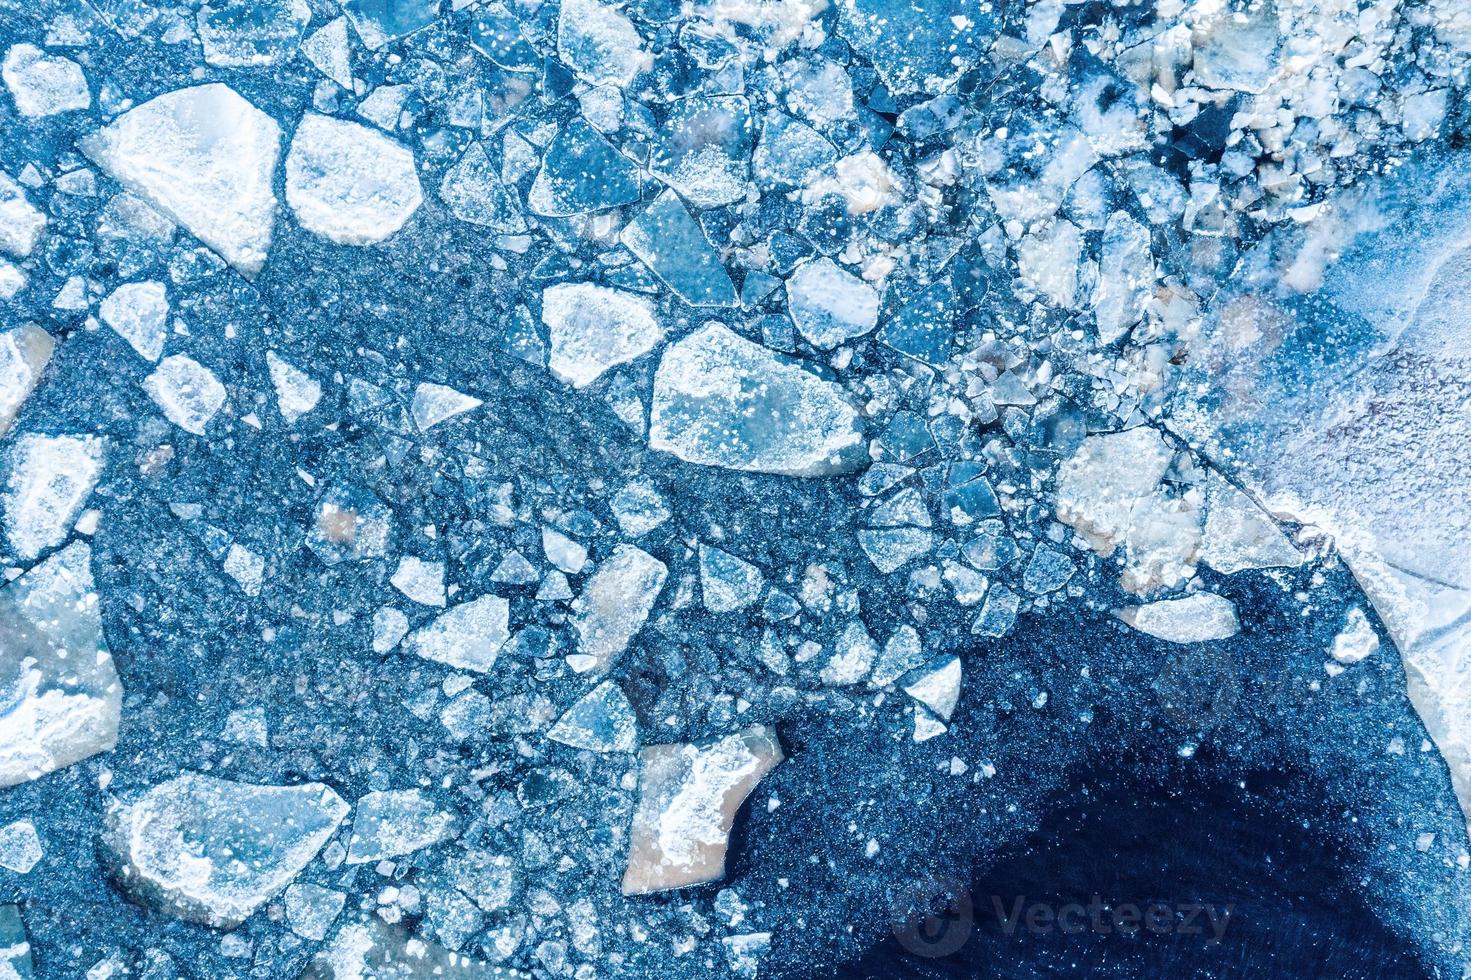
(412, 382, 481, 431)
(527, 119, 641, 217)
(570, 544, 666, 672)
(144, 355, 227, 435)
(266, 350, 321, 424)
(1056, 427, 1200, 594)
(196, 0, 310, 68)
(100, 280, 167, 362)
(3, 434, 103, 560)
(286, 113, 423, 245)
(1331, 608, 1380, 665)
(622, 726, 783, 895)
(621, 191, 736, 308)
(346, 789, 456, 864)
(546, 680, 638, 752)
(81, 84, 281, 276)
(972, 583, 1020, 638)
(699, 545, 763, 614)
(407, 594, 510, 672)
(303, 915, 520, 979)
(753, 111, 837, 190)
(101, 773, 348, 929)
(0, 325, 52, 439)
(650, 96, 752, 209)
(541, 527, 586, 573)
(2, 44, 89, 117)
(1117, 592, 1240, 644)
(0, 820, 41, 874)
(786, 258, 880, 350)
(0, 542, 121, 787)
(0, 173, 45, 260)
(649, 323, 865, 476)
(542, 282, 663, 389)
(0, 905, 31, 978)
(439, 143, 528, 234)
(611, 481, 670, 537)
(557, 0, 647, 88)
(341, 0, 439, 50)
(902, 655, 962, 722)
(1199, 472, 1301, 574)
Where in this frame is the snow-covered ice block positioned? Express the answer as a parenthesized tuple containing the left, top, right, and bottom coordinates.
(285, 113, 422, 245)
(407, 594, 510, 672)
(81, 84, 281, 276)
(557, 0, 647, 88)
(542, 282, 663, 388)
(100, 773, 348, 928)
(786, 258, 880, 349)
(622, 726, 783, 895)
(0, 543, 121, 787)
(650, 96, 752, 209)
(265, 350, 321, 424)
(0, 172, 46, 259)
(0, 324, 54, 438)
(570, 544, 666, 673)
(144, 355, 227, 435)
(196, 0, 310, 67)
(2, 434, 104, 560)
(99, 280, 167, 361)
(346, 788, 456, 864)
(1117, 592, 1240, 644)
(2, 44, 89, 117)
(649, 323, 865, 476)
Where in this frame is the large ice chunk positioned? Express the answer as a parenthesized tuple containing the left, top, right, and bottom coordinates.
(3, 434, 104, 560)
(80, 84, 280, 276)
(557, 0, 647, 88)
(99, 280, 168, 362)
(570, 544, 666, 673)
(835, 0, 993, 96)
(1056, 427, 1200, 594)
(786, 258, 880, 349)
(285, 113, 422, 245)
(650, 96, 752, 209)
(341, 0, 440, 50)
(346, 789, 456, 864)
(2, 44, 89, 117)
(100, 773, 348, 928)
(196, 0, 311, 67)
(406, 594, 509, 672)
(649, 323, 865, 476)
(1116, 592, 1240, 644)
(527, 119, 641, 217)
(0, 325, 54, 439)
(542, 282, 663, 388)
(144, 355, 227, 435)
(438, 142, 527, 234)
(0, 543, 121, 787)
(621, 190, 736, 308)
(547, 680, 638, 753)
(1199, 472, 1301, 574)
(622, 726, 783, 895)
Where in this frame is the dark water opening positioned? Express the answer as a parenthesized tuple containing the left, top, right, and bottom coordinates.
(836, 761, 1427, 980)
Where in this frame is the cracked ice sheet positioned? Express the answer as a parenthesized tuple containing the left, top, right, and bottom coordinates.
(1170, 148, 1471, 820)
